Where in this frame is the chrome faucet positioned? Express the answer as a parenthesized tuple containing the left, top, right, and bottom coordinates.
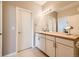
(64, 26, 73, 35)
(42, 27, 49, 32)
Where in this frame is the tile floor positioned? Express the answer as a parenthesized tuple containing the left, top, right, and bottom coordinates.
(17, 48, 47, 57)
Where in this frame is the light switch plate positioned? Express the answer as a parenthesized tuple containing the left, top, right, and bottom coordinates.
(12, 26, 15, 30)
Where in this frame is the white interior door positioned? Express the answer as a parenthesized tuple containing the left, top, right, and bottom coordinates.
(16, 7, 32, 51)
(0, 1, 2, 56)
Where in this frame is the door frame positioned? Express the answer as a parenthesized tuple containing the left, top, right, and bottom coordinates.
(0, 1, 2, 56)
(16, 7, 34, 54)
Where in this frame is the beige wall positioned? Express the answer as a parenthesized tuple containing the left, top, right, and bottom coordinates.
(2, 1, 42, 56)
(58, 5, 79, 17)
(2, 5, 16, 56)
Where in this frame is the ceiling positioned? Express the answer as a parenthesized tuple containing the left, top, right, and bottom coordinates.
(33, 1, 74, 6)
(33, 1, 47, 6)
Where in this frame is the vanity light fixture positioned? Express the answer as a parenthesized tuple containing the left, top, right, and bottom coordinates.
(42, 8, 56, 15)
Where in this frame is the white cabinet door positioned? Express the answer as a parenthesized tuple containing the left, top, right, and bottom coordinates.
(39, 35, 46, 53)
(35, 34, 40, 48)
(46, 39, 55, 57)
(35, 34, 46, 53)
(0, 35, 2, 56)
(56, 43, 74, 57)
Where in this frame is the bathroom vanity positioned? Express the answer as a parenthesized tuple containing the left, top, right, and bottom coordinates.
(35, 32, 79, 57)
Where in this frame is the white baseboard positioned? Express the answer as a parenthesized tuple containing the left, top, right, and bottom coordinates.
(4, 52, 16, 57)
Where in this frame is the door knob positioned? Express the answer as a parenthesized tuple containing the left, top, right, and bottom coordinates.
(18, 32, 21, 34)
(0, 33, 2, 35)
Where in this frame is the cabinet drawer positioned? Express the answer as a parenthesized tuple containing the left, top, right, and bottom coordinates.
(56, 43, 74, 57)
(46, 35, 55, 41)
(35, 34, 40, 48)
(56, 38, 74, 47)
(46, 39, 55, 57)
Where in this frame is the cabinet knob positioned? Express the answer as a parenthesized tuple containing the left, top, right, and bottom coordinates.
(53, 41, 56, 47)
(76, 41, 79, 48)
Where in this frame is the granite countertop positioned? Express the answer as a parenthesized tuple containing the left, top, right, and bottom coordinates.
(36, 32, 79, 41)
